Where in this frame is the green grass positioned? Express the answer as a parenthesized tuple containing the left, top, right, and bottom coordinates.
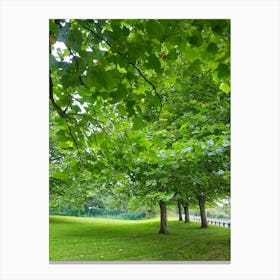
(49, 215, 230, 261)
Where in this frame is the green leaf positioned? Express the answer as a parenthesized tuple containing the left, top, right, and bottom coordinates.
(147, 53, 161, 73)
(49, 20, 60, 36)
(151, 138, 166, 149)
(72, 105, 80, 113)
(85, 66, 108, 88)
(146, 20, 165, 39)
(88, 134, 97, 146)
(217, 63, 230, 80)
(51, 171, 67, 179)
(189, 30, 203, 47)
(117, 104, 127, 116)
(167, 48, 178, 60)
(126, 100, 136, 117)
(206, 43, 218, 54)
(61, 72, 80, 89)
(133, 116, 145, 130)
(67, 28, 83, 52)
(110, 20, 123, 40)
(56, 130, 69, 142)
(219, 82, 230, 94)
(208, 60, 219, 70)
(183, 44, 198, 61)
(210, 20, 230, 34)
(147, 92, 160, 107)
(188, 59, 201, 73)
(111, 83, 127, 102)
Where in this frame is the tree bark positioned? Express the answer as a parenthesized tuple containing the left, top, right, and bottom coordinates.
(177, 200, 183, 221)
(198, 196, 208, 228)
(183, 202, 190, 223)
(159, 201, 168, 234)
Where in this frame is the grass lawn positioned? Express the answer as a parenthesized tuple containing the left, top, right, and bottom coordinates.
(49, 215, 230, 261)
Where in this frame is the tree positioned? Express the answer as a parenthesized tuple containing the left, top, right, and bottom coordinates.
(50, 19, 230, 152)
(130, 150, 176, 234)
(177, 200, 183, 221)
(187, 138, 230, 228)
(49, 19, 230, 233)
(182, 201, 190, 223)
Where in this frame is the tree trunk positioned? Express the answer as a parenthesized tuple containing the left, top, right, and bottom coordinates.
(183, 202, 190, 223)
(159, 201, 168, 234)
(198, 196, 208, 228)
(177, 200, 183, 221)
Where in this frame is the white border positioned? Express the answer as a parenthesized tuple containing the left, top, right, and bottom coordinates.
(0, 0, 279, 279)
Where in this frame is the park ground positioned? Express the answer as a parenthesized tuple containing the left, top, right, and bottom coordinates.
(49, 215, 230, 261)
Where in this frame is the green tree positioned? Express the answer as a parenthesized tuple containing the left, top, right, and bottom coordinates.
(49, 19, 230, 233)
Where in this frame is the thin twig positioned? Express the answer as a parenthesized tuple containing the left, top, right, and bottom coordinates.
(80, 22, 112, 48)
(65, 121, 83, 168)
(49, 72, 68, 119)
(129, 62, 163, 121)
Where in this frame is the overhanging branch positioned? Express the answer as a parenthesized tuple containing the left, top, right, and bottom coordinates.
(49, 70, 83, 168)
(79, 21, 163, 121)
(49, 72, 68, 119)
(129, 62, 162, 120)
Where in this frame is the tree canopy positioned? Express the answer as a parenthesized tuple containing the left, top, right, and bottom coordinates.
(49, 19, 230, 231)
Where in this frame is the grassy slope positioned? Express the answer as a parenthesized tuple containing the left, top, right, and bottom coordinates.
(49, 215, 230, 261)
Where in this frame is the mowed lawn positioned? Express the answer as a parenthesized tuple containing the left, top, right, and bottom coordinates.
(49, 216, 230, 261)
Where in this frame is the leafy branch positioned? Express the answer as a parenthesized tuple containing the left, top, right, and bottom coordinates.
(49, 70, 84, 168)
(80, 22, 112, 48)
(49, 72, 68, 119)
(79, 21, 162, 121)
(129, 62, 162, 121)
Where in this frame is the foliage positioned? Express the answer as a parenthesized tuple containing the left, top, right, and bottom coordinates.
(86, 207, 145, 220)
(49, 205, 86, 217)
(49, 205, 145, 220)
(49, 19, 230, 223)
(190, 204, 231, 219)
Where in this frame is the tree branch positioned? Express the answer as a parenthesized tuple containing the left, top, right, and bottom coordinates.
(79, 21, 163, 121)
(129, 62, 162, 121)
(49, 72, 68, 119)
(79, 22, 112, 48)
(50, 70, 84, 168)
(65, 121, 83, 169)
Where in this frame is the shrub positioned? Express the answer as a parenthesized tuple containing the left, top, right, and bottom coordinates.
(49, 205, 145, 220)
